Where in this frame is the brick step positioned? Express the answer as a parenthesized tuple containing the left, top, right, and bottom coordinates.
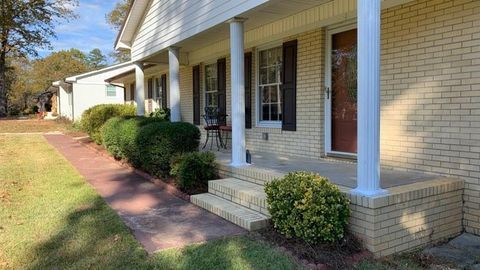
(191, 193, 270, 231)
(208, 178, 270, 216)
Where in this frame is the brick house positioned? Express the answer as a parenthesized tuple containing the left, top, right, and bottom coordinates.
(108, 0, 479, 256)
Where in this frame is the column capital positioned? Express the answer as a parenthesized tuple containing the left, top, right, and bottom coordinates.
(227, 17, 247, 24)
(168, 46, 180, 52)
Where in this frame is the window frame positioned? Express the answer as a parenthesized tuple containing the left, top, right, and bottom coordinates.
(105, 85, 117, 97)
(255, 42, 283, 128)
(203, 61, 218, 109)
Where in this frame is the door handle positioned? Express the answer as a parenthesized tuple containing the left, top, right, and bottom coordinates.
(325, 87, 330, 99)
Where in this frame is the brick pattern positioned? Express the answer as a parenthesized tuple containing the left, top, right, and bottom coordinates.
(215, 161, 464, 256)
(379, 0, 480, 235)
(190, 193, 269, 231)
(209, 178, 270, 216)
(348, 179, 464, 256)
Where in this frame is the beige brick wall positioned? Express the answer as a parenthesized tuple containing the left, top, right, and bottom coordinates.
(346, 178, 464, 256)
(379, 0, 480, 235)
(174, 0, 479, 235)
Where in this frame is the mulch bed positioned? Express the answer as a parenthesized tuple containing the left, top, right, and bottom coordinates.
(253, 225, 371, 270)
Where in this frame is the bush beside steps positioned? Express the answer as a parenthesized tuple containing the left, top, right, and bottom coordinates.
(265, 171, 351, 244)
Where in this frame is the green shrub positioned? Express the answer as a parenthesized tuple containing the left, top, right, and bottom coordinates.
(264, 171, 350, 243)
(137, 121, 200, 176)
(80, 104, 136, 144)
(149, 108, 170, 121)
(101, 116, 162, 166)
(101, 116, 200, 176)
(170, 152, 217, 192)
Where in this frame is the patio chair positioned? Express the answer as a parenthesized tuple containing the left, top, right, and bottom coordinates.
(202, 107, 223, 150)
(218, 114, 231, 149)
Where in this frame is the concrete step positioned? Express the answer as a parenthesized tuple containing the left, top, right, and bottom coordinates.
(191, 193, 270, 231)
(208, 178, 269, 216)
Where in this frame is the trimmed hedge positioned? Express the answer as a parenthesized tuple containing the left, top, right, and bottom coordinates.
(265, 171, 350, 243)
(101, 116, 200, 176)
(81, 104, 136, 144)
(170, 152, 217, 192)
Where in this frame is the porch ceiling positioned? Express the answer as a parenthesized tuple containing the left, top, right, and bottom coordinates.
(178, 0, 330, 52)
(142, 0, 330, 64)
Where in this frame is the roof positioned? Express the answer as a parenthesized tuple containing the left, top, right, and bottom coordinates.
(104, 63, 156, 83)
(115, 0, 150, 50)
(65, 61, 134, 83)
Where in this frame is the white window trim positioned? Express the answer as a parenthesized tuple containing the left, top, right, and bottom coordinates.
(203, 60, 218, 109)
(105, 85, 117, 97)
(255, 41, 283, 129)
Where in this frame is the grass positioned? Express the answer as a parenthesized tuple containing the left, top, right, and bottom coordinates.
(0, 134, 303, 270)
(0, 119, 68, 133)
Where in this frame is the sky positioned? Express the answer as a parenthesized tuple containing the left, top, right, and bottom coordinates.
(38, 0, 120, 62)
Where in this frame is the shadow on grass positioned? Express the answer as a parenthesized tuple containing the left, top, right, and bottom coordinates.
(26, 196, 301, 270)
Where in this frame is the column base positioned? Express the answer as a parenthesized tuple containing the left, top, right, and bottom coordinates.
(230, 161, 250, 168)
(350, 187, 388, 197)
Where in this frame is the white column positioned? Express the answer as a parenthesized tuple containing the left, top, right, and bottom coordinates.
(134, 62, 145, 116)
(168, 47, 181, 122)
(352, 0, 387, 196)
(229, 18, 247, 166)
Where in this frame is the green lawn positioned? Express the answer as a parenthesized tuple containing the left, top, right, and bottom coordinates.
(0, 134, 303, 270)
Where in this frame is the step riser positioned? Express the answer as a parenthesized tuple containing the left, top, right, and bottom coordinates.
(208, 181, 270, 216)
(191, 194, 269, 231)
(217, 163, 284, 185)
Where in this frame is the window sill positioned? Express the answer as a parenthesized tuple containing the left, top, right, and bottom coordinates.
(256, 121, 281, 129)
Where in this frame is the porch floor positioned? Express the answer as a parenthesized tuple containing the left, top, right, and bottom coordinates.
(212, 149, 442, 189)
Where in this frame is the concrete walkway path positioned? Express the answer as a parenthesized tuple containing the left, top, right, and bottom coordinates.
(44, 134, 245, 253)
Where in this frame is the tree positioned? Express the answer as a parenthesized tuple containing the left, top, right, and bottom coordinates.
(30, 49, 90, 92)
(106, 0, 133, 63)
(87, 48, 107, 69)
(0, 0, 77, 116)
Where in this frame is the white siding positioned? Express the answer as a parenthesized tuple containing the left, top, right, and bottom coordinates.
(131, 0, 268, 61)
(72, 83, 125, 120)
(58, 86, 73, 120)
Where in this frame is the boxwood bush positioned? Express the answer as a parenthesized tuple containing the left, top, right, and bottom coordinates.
(137, 121, 200, 176)
(81, 104, 136, 144)
(102, 116, 161, 166)
(264, 171, 350, 243)
(170, 152, 218, 192)
(101, 116, 200, 176)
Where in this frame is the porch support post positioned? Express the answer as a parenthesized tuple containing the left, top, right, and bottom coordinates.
(134, 62, 145, 116)
(353, 0, 387, 196)
(229, 17, 247, 166)
(169, 46, 181, 122)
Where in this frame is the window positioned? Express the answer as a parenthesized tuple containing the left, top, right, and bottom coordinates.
(147, 78, 153, 99)
(258, 46, 282, 122)
(130, 83, 135, 101)
(155, 77, 162, 106)
(106, 85, 116, 97)
(205, 63, 218, 108)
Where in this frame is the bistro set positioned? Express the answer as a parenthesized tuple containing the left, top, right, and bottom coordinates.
(202, 107, 232, 150)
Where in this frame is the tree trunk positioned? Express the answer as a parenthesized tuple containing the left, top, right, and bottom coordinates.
(0, 49, 7, 117)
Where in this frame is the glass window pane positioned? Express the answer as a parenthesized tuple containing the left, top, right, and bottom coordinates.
(262, 104, 270, 121)
(270, 86, 278, 103)
(271, 104, 278, 121)
(259, 67, 268, 84)
(262, 86, 270, 103)
(268, 67, 276, 84)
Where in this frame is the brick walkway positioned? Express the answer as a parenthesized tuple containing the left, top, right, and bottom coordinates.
(44, 134, 245, 253)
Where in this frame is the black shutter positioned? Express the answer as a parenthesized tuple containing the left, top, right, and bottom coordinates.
(193, 65, 200, 125)
(130, 82, 135, 101)
(282, 40, 297, 131)
(217, 58, 227, 124)
(244, 52, 252, 129)
(147, 78, 153, 99)
(161, 74, 167, 109)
